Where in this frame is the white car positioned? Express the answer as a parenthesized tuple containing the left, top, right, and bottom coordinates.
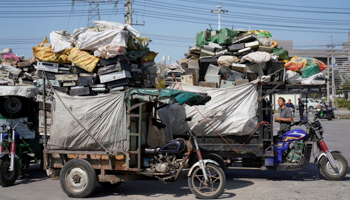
(300, 98, 319, 112)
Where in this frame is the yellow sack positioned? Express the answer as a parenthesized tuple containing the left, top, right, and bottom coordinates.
(68, 47, 99, 73)
(270, 39, 278, 48)
(141, 51, 158, 63)
(32, 37, 70, 63)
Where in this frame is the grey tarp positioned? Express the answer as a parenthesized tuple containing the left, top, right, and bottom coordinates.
(0, 86, 37, 98)
(48, 91, 127, 152)
(159, 82, 259, 136)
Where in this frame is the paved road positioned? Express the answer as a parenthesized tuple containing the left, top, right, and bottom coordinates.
(0, 120, 349, 200)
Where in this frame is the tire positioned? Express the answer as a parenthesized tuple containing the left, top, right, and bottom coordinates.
(0, 97, 27, 119)
(60, 159, 97, 198)
(0, 157, 19, 187)
(328, 118, 333, 121)
(190, 153, 226, 172)
(318, 152, 348, 181)
(202, 153, 226, 172)
(188, 163, 226, 199)
(308, 106, 314, 112)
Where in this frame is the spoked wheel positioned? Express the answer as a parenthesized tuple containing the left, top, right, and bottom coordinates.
(60, 159, 97, 198)
(188, 163, 226, 199)
(318, 152, 348, 181)
(0, 157, 19, 187)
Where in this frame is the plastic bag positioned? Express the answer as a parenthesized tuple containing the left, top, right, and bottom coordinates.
(241, 52, 271, 64)
(273, 48, 289, 61)
(284, 57, 307, 71)
(128, 36, 151, 51)
(68, 47, 99, 72)
(217, 56, 239, 68)
(270, 39, 278, 48)
(251, 30, 272, 38)
(50, 30, 73, 53)
(257, 37, 274, 47)
(141, 51, 158, 63)
(97, 45, 127, 59)
(147, 117, 166, 148)
(286, 70, 301, 84)
(32, 37, 71, 63)
(1, 53, 20, 62)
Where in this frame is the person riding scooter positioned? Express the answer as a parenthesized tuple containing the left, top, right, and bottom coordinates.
(274, 97, 292, 142)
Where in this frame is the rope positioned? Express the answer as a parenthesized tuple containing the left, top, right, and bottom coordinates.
(42, 72, 111, 156)
(172, 73, 269, 152)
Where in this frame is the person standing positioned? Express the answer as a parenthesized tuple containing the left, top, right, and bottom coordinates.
(298, 98, 305, 120)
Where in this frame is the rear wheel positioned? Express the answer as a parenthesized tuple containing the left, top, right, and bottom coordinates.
(188, 163, 226, 199)
(60, 159, 96, 198)
(0, 157, 19, 187)
(318, 152, 348, 181)
(0, 97, 28, 119)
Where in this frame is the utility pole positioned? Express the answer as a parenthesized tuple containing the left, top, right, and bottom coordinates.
(327, 45, 330, 103)
(211, 1, 228, 30)
(125, 0, 145, 25)
(72, 0, 119, 27)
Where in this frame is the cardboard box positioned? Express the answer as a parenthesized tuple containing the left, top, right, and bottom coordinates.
(204, 75, 220, 87)
(180, 74, 196, 85)
(188, 59, 199, 69)
(199, 81, 217, 88)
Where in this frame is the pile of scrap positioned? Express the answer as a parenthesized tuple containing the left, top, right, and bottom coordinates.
(179, 28, 327, 88)
(32, 21, 158, 96)
(0, 48, 36, 86)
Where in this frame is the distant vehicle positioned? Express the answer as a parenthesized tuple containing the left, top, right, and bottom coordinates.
(300, 98, 319, 112)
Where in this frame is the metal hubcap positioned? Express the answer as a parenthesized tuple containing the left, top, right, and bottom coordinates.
(66, 167, 88, 192)
(325, 160, 343, 175)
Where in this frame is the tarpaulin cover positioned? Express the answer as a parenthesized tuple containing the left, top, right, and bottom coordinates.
(159, 82, 258, 137)
(196, 28, 240, 48)
(73, 28, 128, 51)
(125, 88, 211, 106)
(48, 91, 127, 152)
(50, 30, 73, 53)
(0, 86, 37, 98)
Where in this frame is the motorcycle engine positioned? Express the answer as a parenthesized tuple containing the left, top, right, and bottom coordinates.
(286, 141, 304, 163)
(149, 154, 181, 173)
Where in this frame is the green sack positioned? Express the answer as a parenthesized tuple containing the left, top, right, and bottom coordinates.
(195, 31, 207, 48)
(195, 28, 240, 47)
(273, 48, 289, 60)
(301, 63, 320, 78)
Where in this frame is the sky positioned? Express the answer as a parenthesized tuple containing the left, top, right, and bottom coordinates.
(1, 0, 350, 64)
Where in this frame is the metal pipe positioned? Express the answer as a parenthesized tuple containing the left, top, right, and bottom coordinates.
(9, 127, 16, 171)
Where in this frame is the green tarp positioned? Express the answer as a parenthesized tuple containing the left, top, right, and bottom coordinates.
(125, 88, 211, 106)
(195, 28, 240, 48)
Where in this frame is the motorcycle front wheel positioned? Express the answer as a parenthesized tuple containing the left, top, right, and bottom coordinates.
(188, 163, 226, 199)
(318, 152, 348, 181)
